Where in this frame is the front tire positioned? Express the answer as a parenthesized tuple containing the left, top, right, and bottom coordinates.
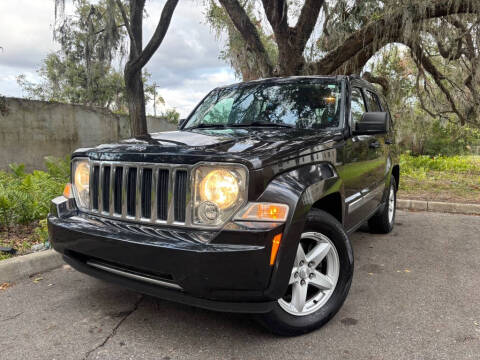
(368, 177, 397, 234)
(258, 209, 354, 336)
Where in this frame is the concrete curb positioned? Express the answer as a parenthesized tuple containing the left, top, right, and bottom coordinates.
(0, 249, 64, 283)
(398, 199, 480, 215)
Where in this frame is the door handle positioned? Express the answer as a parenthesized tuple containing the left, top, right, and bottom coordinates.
(369, 141, 380, 149)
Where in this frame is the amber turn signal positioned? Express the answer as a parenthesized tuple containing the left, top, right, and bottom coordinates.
(63, 183, 73, 199)
(235, 203, 289, 222)
(270, 233, 282, 266)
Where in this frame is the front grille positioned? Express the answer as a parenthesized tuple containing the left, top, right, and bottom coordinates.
(89, 161, 190, 225)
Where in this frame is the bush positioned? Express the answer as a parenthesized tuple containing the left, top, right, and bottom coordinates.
(0, 157, 69, 233)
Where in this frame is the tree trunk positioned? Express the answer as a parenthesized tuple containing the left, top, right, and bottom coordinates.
(125, 65, 148, 137)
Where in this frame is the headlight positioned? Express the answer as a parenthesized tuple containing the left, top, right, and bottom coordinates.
(72, 160, 90, 210)
(193, 164, 247, 226)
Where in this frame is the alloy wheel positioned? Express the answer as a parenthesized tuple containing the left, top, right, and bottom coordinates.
(278, 232, 340, 316)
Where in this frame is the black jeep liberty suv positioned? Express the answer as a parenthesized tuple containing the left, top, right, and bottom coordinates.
(48, 75, 399, 336)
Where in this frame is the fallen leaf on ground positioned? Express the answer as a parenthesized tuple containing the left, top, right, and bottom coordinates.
(33, 277, 43, 283)
(0, 282, 10, 290)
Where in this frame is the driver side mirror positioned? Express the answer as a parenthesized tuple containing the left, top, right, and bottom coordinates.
(178, 118, 186, 129)
(353, 112, 388, 135)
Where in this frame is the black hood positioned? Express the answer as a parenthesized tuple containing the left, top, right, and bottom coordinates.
(77, 128, 340, 169)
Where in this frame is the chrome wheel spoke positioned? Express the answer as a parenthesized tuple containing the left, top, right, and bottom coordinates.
(309, 271, 333, 290)
(294, 245, 306, 266)
(305, 242, 330, 266)
(291, 282, 308, 312)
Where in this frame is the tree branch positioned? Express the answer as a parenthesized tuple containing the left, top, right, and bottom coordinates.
(362, 71, 389, 94)
(293, 0, 324, 52)
(219, 0, 274, 77)
(311, 0, 480, 75)
(407, 38, 466, 125)
(128, 0, 179, 75)
(261, 0, 288, 34)
(115, 0, 138, 56)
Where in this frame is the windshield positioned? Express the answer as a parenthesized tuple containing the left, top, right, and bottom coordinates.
(184, 80, 343, 130)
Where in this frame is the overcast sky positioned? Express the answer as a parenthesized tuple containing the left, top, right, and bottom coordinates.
(0, 0, 237, 117)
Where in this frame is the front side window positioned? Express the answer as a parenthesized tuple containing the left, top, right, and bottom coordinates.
(184, 81, 343, 130)
(350, 87, 366, 128)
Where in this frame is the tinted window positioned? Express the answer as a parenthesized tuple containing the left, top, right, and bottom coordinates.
(364, 90, 381, 112)
(184, 81, 343, 130)
(350, 87, 366, 127)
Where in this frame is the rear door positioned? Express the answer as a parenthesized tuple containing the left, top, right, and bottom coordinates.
(362, 89, 388, 210)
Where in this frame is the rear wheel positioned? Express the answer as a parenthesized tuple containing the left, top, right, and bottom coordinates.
(368, 177, 397, 234)
(258, 209, 353, 336)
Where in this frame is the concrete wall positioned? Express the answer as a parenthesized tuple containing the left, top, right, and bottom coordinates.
(0, 97, 177, 171)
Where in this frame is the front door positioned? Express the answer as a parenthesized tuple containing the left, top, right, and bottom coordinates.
(341, 87, 379, 229)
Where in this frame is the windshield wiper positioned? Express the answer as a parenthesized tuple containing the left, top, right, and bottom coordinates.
(228, 121, 294, 128)
(186, 123, 226, 130)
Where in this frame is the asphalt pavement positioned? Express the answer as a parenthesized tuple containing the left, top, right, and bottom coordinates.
(1, 211, 479, 360)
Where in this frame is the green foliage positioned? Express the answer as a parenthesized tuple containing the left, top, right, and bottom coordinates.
(371, 46, 480, 155)
(161, 108, 181, 124)
(19, 0, 158, 115)
(398, 154, 480, 203)
(18, 0, 128, 111)
(420, 121, 480, 156)
(400, 154, 480, 175)
(34, 219, 50, 244)
(0, 157, 69, 230)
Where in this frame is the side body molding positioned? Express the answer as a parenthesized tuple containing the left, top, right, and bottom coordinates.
(254, 162, 343, 299)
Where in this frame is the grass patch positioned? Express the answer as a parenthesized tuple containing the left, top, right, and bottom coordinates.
(399, 154, 480, 204)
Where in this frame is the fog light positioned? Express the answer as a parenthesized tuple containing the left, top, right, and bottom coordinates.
(198, 201, 220, 223)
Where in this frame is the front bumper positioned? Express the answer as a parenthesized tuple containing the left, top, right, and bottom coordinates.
(48, 197, 283, 313)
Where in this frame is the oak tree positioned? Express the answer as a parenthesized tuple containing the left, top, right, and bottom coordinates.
(207, 0, 480, 127)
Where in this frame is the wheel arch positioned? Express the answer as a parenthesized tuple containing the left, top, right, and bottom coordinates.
(311, 192, 343, 225)
(254, 162, 344, 299)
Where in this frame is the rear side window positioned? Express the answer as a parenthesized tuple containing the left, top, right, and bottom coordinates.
(378, 94, 394, 129)
(350, 87, 366, 128)
(364, 90, 381, 112)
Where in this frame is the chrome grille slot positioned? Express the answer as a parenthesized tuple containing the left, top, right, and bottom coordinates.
(92, 165, 100, 210)
(127, 167, 137, 217)
(113, 167, 123, 214)
(102, 166, 111, 212)
(157, 169, 169, 221)
(141, 168, 152, 219)
(88, 161, 191, 227)
(174, 170, 187, 222)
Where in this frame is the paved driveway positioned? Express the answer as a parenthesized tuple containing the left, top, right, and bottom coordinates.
(1, 211, 479, 360)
